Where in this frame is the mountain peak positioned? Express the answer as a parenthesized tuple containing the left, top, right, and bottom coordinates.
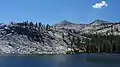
(55, 20, 76, 26)
(94, 19, 105, 22)
(60, 20, 75, 24)
(90, 19, 108, 25)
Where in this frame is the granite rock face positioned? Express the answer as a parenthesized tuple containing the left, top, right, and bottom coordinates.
(0, 19, 120, 54)
(0, 23, 70, 54)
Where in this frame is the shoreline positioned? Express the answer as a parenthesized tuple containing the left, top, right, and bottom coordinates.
(0, 52, 120, 56)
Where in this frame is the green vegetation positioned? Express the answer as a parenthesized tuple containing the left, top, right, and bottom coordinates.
(73, 34, 120, 53)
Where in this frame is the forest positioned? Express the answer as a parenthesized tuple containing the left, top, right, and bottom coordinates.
(74, 34, 120, 53)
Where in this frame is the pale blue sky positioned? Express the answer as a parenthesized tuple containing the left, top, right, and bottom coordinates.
(0, 0, 119, 24)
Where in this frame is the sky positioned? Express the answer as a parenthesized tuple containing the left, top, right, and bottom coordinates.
(0, 0, 120, 24)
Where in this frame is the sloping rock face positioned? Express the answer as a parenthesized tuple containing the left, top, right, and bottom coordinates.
(0, 22, 70, 54)
(0, 19, 120, 54)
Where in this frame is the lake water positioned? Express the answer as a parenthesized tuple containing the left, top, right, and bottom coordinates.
(0, 54, 120, 67)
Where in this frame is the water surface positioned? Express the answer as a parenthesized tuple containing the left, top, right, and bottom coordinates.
(0, 54, 120, 67)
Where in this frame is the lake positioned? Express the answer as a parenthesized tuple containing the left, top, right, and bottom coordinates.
(0, 54, 120, 67)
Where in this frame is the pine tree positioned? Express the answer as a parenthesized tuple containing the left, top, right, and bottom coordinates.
(10, 22, 14, 25)
(30, 22, 34, 27)
(39, 22, 42, 27)
(46, 24, 50, 30)
(24, 21, 28, 27)
(35, 22, 38, 27)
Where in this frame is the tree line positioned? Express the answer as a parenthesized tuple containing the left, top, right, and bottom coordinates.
(74, 34, 120, 53)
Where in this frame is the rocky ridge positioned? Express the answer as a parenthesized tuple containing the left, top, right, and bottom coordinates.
(0, 19, 120, 54)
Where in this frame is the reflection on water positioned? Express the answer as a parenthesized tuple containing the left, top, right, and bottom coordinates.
(0, 54, 120, 67)
(86, 54, 120, 63)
